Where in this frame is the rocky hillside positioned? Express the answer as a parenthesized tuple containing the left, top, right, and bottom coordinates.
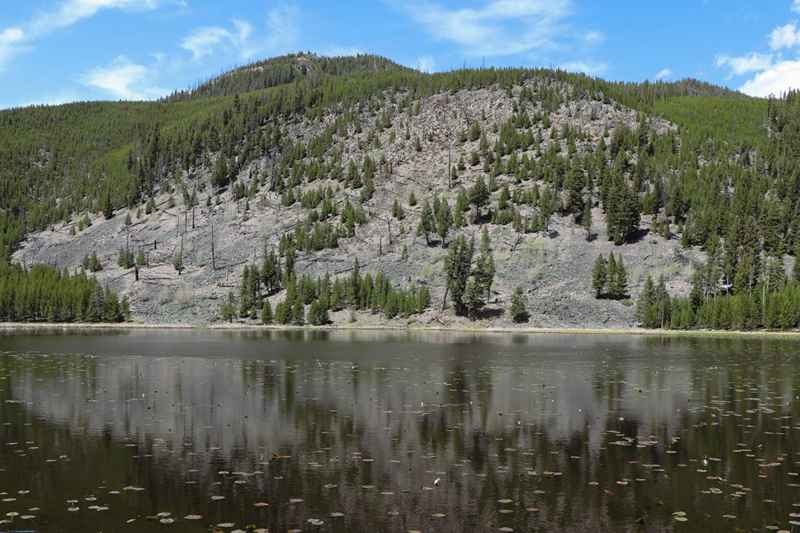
(5, 53, 794, 329)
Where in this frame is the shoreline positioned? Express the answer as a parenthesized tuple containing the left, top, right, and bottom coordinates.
(1, 321, 800, 339)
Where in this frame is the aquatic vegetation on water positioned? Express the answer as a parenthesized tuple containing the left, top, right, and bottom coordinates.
(0, 331, 799, 531)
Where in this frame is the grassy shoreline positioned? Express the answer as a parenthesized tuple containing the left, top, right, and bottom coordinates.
(1, 321, 800, 339)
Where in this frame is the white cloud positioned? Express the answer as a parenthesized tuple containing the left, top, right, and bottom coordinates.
(265, 3, 298, 53)
(0, 27, 25, 70)
(713, 3, 800, 95)
(181, 19, 262, 61)
(233, 19, 254, 45)
(655, 68, 673, 80)
(770, 22, 800, 50)
(402, 0, 575, 56)
(559, 60, 607, 76)
(29, 0, 160, 36)
(584, 31, 605, 45)
(715, 52, 773, 76)
(181, 4, 298, 62)
(740, 60, 800, 97)
(416, 55, 436, 73)
(81, 56, 164, 100)
(0, 0, 165, 72)
(0, 27, 24, 45)
(182, 26, 236, 60)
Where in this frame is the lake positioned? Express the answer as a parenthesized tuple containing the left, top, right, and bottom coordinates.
(0, 329, 798, 532)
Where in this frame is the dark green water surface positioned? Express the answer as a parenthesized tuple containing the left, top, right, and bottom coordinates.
(0, 329, 798, 532)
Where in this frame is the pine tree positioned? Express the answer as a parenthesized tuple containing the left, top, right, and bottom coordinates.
(350, 258, 362, 308)
(475, 227, 495, 300)
(213, 156, 230, 189)
(455, 189, 468, 213)
(654, 275, 671, 328)
(275, 300, 291, 324)
(121, 296, 131, 321)
(637, 274, 657, 327)
(469, 176, 490, 213)
(538, 187, 555, 232)
(117, 247, 134, 269)
(102, 190, 114, 220)
(592, 255, 607, 298)
(83, 251, 103, 272)
(220, 292, 236, 322)
(582, 200, 592, 241)
(417, 286, 431, 313)
(418, 201, 435, 246)
(434, 198, 452, 247)
(761, 199, 786, 256)
(383, 291, 400, 319)
(308, 300, 329, 325)
(173, 250, 184, 274)
(453, 204, 465, 228)
(318, 274, 331, 309)
(239, 265, 254, 317)
(734, 253, 755, 294)
(292, 299, 305, 325)
(464, 277, 485, 319)
(609, 253, 628, 299)
(444, 235, 474, 316)
(262, 248, 282, 295)
(563, 167, 583, 216)
(497, 186, 510, 211)
(360, 171, 375, 203)
(606, 175, 641, 245)
(510, 287, 529, 323)
(764, 256, 787, 293)
(392, 199, 405, 220)
(261, 300, 273, 324)
(468, 121, 481, 142)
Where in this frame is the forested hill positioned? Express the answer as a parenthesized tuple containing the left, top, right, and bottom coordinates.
(3, 52, 800, 329)
(168, 53, 412, 100)
(0, 54, 765, 261)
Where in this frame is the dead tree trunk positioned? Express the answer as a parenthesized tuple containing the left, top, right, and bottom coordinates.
(211, 221, 216, 271)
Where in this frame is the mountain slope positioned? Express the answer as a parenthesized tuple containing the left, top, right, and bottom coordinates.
(3, 53, 798, 329)
(12, 80, 699, 326)
(0, 57, 761, 260)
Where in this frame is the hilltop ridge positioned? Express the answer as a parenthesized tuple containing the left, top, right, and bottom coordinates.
(168, 53, 412, 101)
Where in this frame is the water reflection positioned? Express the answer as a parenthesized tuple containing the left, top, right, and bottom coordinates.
(0, 331, 798, 532)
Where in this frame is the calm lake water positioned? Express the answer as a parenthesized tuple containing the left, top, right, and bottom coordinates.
(0, 330, 799, 532)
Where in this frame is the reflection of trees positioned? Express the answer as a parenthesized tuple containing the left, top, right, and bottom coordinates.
(2, 334, 800, 531)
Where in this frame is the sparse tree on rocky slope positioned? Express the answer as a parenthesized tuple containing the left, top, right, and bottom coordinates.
(510, 287, 529, 323)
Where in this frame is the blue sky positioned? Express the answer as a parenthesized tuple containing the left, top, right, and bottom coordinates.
(3, 0, 800, 109)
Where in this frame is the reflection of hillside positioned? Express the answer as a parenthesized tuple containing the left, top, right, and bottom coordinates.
(0, 331, 797, 532)
(6, 333, 695, 468)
